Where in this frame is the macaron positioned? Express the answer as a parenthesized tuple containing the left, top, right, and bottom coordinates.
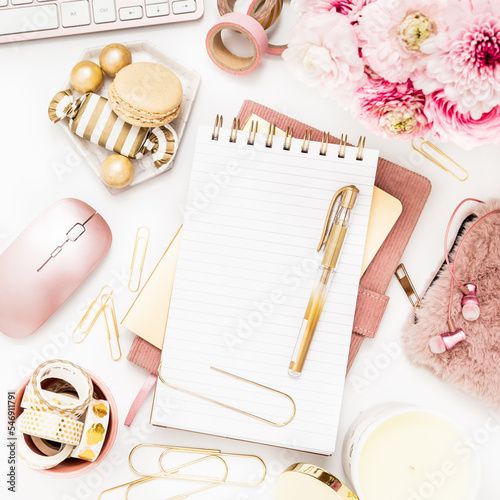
(108, 62, 183, 128)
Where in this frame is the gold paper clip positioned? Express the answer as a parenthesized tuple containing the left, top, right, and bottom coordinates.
(128, 226, 150, 293)
(338, 134, 347, 158)
(319, 131, 329, 156)
(266, 123, 276, 148)
(229, 117, 240, 143)
(283, 126, 293, 151)
(395, 264, 421, 310)
(73, 286, 113, 343)
(247, 120, 258, 145)
(356, 136, 366, 161)
(158, 363, 296, 427)
(411, 137, 468, 181)
(301, 129, 311, 153)
(212, 114, 222, 141)
(100, 293, 122, 361)
(128, 444, 266, 486)
(98, 454, 229, 500)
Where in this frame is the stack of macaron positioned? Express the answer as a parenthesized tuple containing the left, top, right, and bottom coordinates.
(55, 43, 183, 189)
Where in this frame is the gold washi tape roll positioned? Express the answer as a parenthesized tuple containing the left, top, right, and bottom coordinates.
(31, 359, 93, 419)
(18, 432, 74, 471)
(19, 409, 84, 446)
(71, 399, 110, 462)
(21, 383, 81, 419)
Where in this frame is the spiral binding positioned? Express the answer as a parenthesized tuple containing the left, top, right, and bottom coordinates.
(211, 116, 367, 160)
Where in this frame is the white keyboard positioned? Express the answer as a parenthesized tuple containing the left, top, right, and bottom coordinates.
(0, 0, 203, 43)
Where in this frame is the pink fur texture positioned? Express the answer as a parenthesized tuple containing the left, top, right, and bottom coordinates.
(403, 200, 500, 408)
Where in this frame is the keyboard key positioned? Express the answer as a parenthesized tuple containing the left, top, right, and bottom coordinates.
(0, 0, 8, 6)
(60, 0, 90, 27)
(12, 0, 34, 6)
(146, 2, 168, 16)
(172, 0, 195, 14)
(119, 5, 142, 19)
(0, 4, 58, 35)
(93, 0, 116, 23)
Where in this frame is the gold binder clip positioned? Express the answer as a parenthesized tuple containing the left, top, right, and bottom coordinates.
(338, 133, 348, 158)
(72, 285, 113, 343)
(320, 131, 329, 156)
(128, 226, 150, 293)
(100, 293, 122, 361)
(212, 114, 223, 141)
(283, 126, 293, 151)
(301, 129, 311, 153)
(247, 120, 258, 145)
(157, 363, 296, 427)
(356, 136, 366, 160)
(411, 137, 468, 182)
(229, 117, 240, 143)
(395, 264, 421, 310)
(266, 123, 276, 148)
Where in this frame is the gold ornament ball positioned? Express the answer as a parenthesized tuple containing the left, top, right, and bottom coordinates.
(70, 61, 103, 93)
(100, 155, 134, 188)
(99, 44, 132, 77)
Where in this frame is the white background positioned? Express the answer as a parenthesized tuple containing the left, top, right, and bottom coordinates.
(1, 2, 500, 499)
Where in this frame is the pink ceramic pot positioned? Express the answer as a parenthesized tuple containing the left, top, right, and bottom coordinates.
(14, 368, 118, 477)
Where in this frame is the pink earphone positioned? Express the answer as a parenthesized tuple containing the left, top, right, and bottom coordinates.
(429, 199, 500, 354)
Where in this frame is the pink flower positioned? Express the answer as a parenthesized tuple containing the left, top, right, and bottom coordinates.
(291, 0, 373, 21)
(357, 0, 447, 83)
(414, 0, 500, 118)
(282, 13, 367, 103)
(356, 79, 432, 140)
(425, 90, 500, 149)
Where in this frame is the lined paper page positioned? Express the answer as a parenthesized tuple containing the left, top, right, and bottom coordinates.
(151, 125, 378, 454)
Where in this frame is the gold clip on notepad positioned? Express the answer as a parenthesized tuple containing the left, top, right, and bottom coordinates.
(411, 137, 469, 182)
(128, 226, 150, 293)
(73, 285, 113, 343)
(395, 264, 421, 310)
(157, 363, 296, 427)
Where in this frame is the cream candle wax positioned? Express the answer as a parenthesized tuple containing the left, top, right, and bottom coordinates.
(342, 404, 480, 500)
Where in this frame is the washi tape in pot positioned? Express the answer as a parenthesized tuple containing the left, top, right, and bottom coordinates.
(19, 409, 84, 446)
(22, 384, 81, 418)
(18, 432, 73, 470)
(71, 399, 110, 462)
(217, 0, 283, 29)
(31, 359, 93, 419)
(31, 437, 64, 457)
(206, 12, 269, 75)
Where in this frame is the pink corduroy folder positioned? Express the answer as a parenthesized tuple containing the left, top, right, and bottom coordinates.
(127, 101, 432, 395)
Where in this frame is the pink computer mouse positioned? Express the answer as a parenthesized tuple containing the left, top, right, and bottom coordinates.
(0, 198, 112, 339)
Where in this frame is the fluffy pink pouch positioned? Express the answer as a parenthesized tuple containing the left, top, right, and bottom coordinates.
(403, 200, 500, 408)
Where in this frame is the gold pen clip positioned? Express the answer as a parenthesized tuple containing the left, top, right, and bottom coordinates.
(157, 363, 296, 427)
(395, 264, 421, 310)
(128, 226, 150, 293)
(317, 185, 359, 252)
(411, 137, 468, 182)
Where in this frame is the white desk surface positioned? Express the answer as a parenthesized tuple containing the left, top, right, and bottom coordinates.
(1, 5, 500, 499)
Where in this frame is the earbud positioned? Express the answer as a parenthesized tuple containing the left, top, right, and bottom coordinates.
(461, 283, 480, 321)
(429, 329, 467, 354)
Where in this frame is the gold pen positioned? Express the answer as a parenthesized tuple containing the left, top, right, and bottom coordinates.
(288, 185, 359, 377)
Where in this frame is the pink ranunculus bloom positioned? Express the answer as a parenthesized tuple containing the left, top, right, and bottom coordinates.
(282, 12, 367, 103)
(291, 0, 373, 21)
(356, 79, 433, 140)
(356, 0, 448, 83)
(414, 0, 500, 118)
(425, 90, 500, 149)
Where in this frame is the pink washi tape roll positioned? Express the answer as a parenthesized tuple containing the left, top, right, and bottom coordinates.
(217, 0, 283, 29)
(206, 12, 269, 75)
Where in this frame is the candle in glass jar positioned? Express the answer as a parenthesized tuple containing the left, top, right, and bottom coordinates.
(342, 405, 480, 500)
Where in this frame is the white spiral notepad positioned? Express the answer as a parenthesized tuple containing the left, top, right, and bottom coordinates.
(151, 123, 379, 454)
